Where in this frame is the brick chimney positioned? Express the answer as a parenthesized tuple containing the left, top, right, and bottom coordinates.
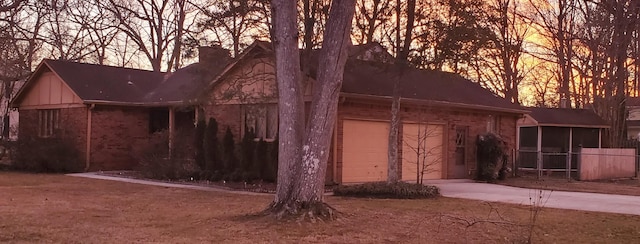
(560, 97, 568, 108)
(198, 45, 232, 67)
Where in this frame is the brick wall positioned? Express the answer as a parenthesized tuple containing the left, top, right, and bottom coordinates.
(18, 107, 88, 170)
(89, 106, 149, 170)
(335, 98, 519, 182)
(202, 104, 242, 141)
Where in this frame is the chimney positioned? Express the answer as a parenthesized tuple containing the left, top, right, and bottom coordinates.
(198, 45, 231, 66)
(560, 97, 568, 108)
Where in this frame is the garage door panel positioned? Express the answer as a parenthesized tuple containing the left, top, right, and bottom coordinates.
(342, 120, 389, 183)
(402, 123, 444, 182)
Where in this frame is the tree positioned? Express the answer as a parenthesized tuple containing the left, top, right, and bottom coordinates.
(66, 0, 120, 65)
(0, 0, 24, 12)
(101, 0, 194, 72)
(472, 0, 532, 105)
(194, 119, 206, 170)
(203, 117, 219, 171)
(387, 0, 416, 183)
(267, 0, 355, 219)
(352, 0, 393, 44)
(529, 0, 579, 107)
(403, 118, 443, 184)
(198, 0, 270, 57)
(222, 126, 236, 173)
(586, 0, 640, 147)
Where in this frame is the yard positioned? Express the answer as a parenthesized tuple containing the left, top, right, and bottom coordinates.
(1, 172, 639, 243)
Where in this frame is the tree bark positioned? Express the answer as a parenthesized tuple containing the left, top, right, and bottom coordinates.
(388, 0, 416, 183)
(267, 0, 355, 220)
(270, 0, 305, 207)
(295, 0, 355, 203)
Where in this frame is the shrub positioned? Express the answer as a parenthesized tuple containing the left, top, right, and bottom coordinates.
(254, 138, 267, 178)
(136, 130, 199, 180)
(203, 117, 220, 172)
(476, 133, 509, 182)
(240, 126, 256, 172)
(10, 136, 82, 173)
(333, 182, 440, 199)
(222, 127, 237, 173)
(194, 119, 206, 170)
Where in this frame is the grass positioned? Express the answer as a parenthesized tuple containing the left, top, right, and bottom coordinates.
(500, 174, 640, 196)
(1, 172, 640, 243)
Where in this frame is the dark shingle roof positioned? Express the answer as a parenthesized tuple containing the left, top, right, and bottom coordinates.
(627, 97, 640, 106)
(17, 58, 232, 106)
(341, 60, 525, 112)
(527, 107, 607, 127)
(44, 59, 164, 103)
(145, 62, 228, 104)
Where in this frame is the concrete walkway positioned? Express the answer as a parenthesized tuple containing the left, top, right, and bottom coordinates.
(67, 172, 269, 196)
(431, 182, 640, 216)
(68, 173, 640, 216)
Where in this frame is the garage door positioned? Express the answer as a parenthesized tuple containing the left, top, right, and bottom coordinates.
(402, 123, 444, 182)
(342, 120, 389, 183)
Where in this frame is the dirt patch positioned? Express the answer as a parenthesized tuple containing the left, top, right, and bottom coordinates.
(501, 174, 640, 196)
(1, 172, 640, 243)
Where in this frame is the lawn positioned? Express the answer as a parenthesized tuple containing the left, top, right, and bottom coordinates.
(1, 172, 639, 243)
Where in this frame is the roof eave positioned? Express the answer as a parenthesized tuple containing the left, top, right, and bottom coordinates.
(340, 92, 529, 114)
(519, 123, 609, 129)
(9, 62, 49, 108)
(83, 100, 196, 107)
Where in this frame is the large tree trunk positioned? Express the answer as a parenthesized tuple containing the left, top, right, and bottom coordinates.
(267, 0, 356, 220)
(269, 0, 305, 208)
(295, 0, 355, 205)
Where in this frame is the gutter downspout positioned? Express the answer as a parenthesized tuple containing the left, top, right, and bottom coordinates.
(84, 104, 95, 171)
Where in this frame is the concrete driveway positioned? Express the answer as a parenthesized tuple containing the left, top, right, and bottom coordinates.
(431, 181, 640, 216)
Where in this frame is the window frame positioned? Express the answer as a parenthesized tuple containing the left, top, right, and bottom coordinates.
(242, 104, 278, 141)
(38, 109, 60, 138)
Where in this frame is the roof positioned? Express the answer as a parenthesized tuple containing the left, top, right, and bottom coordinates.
(43, 59, 163, 104)
(627, 120, 640, 127)
(524, 107, 608, 128)
(13, 40, 526, 114)
(12, 56, 233, 107)
(340, 60, 526, 113)
(627, 97, 640, 106)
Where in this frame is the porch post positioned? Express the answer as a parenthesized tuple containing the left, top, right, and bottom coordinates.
(598, 128, 602, 148)
(84, 104, 94, 171)
(169, 107, 175, 158)
(537, 126, 542, 179)
(567, 127, 573, 180)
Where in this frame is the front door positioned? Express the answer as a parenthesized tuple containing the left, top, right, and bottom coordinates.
(453, 126, 468, 178)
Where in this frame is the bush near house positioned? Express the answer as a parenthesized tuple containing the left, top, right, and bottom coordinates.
(334, 182, 440, 199)
(10, 136, 83, 173)
(137, 117, 278, 183)
(476, 132, 510, 182)
(194, 119, 206, 170)
(136, 130, 200, 180)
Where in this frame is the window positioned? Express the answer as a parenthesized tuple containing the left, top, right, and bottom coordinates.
(38, 109, 59, 137)
(242, 104, 278, 140)
(149, 109, 169, 133)
(487, 115, 500, 134)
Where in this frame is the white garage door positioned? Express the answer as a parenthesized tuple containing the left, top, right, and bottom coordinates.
(342, 120, 389, 183)
(402, 123, 444, 182)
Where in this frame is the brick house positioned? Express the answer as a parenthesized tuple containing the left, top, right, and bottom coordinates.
(10, 47, 233, 171)
(12, 41, 526, 182)
(201, 41, 527, 183)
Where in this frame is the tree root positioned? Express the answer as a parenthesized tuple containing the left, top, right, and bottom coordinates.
(262, 201, 341, 222)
